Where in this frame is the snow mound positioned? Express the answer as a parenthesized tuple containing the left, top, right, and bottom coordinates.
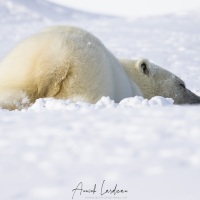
(120, 96, 174, 107)
(27, 96, 174, 112)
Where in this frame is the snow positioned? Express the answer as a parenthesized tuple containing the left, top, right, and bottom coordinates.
(46, 0, 200, 18)
(0, 0, 200, 200)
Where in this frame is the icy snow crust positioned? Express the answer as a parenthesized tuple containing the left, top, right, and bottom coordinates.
(0, 0, 200, 200)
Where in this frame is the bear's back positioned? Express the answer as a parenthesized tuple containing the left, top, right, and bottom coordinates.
(0, 26, 142, 109)
(0, 26, 106, 85)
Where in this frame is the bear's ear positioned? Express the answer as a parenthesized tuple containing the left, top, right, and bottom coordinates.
(141, 62, 149, 75)
(137, 58, 150, 76)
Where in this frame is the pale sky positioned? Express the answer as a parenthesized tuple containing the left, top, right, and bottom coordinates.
(47, 0, 200, 17)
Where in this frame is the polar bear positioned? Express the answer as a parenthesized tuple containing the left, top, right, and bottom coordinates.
(0, 25, 199, 110)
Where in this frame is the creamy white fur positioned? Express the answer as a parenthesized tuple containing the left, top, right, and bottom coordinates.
(0, 26, 142, 110)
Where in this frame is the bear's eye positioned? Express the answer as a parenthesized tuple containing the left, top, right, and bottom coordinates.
(180, 83, 186, 89)
(141, 63, 149, 76)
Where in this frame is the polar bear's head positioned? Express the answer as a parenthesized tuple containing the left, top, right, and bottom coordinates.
(121, 58, 200, 104)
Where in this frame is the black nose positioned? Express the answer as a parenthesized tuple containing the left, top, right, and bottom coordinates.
(186, 90, 200, 104)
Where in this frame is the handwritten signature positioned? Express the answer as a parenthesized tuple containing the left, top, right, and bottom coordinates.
(72, 180, 128, 199)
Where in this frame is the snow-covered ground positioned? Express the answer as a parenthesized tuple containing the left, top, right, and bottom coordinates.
(0, 0, 200, 200)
